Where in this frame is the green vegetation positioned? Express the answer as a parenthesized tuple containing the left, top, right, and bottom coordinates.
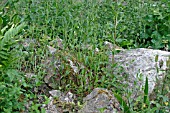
(0, 0, 170, 112)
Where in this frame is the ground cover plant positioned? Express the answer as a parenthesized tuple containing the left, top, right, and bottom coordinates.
(0, 0, 170, 112)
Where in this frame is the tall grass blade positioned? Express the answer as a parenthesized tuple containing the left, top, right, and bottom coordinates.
(114, 93, 130, 113)
(144, 77, 149, 103)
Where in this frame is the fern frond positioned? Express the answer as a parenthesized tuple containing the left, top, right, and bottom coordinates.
(0, 23, 26, 68)
(0, 23, 26, 51)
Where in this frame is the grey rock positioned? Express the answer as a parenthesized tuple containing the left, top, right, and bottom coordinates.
(114, 48, 170, 98)
(49, 90, 76, 103)
(22, 38, 37, 48)
(47, 45, 57, 54)
(25, 73, 36, 78)
(45, 96, 60, 113)
(79, 88, 121, 113)
(49, 90, 62, 97)
(43, 90, 77, 112)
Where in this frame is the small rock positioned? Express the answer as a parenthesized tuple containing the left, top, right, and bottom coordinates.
(79, 88, 121, 113)
(104, 41, 113, 50)
(45, 96, 60, 113)
(49, 90, 62, 97)
(95, 48, 99, 53)
(47, 45, 57, 54)
(25, 73, 36, 78)
(56, 37, 63, 49)
(22, 38, 36, 48)
(68, 59, 78, 73)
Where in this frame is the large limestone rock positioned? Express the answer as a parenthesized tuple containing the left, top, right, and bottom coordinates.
(114, 48, 170, 97)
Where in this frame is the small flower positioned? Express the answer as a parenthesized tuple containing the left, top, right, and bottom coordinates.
(164, 102, 168, 106)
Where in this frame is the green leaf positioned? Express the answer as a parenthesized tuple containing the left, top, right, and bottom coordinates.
(12, 14, 20, 24)
(155, 55, 158, 62)
(113, 93, 130, 113)
(6, 69, 19, 82)
(0, 17, 3, 25)
(0, 23, 26, 50)
(143, 77, 149, 104)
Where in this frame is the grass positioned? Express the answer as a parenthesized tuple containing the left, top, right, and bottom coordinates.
(0, 0, 170, 112)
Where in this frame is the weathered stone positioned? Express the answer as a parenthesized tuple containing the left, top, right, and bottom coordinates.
(39, 90, 78, 113)
(43, 46, 89, 88)
(49, 37, 63, 49)
(79, 88, 121, 113)
(22, 38, 37, 48)
(114, 48, 170, 98)
(49, 90, 62, 97)
(25, 73, 36, 78)
(45, 96, 60, 113)
(47, 45, 57, 54)
(49, 90, 76, 104)
(104, 41, 124, 51)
